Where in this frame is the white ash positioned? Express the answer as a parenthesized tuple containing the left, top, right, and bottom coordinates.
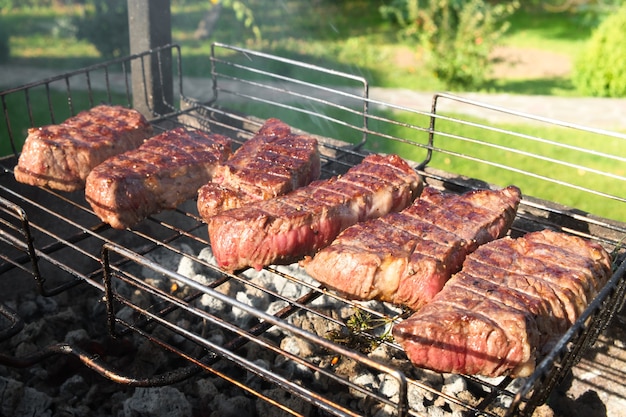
(254, 388, 312, 417)
(0, 243, 513, 417)
(59, 374, 90, 404)
(64, 328, 90, 345)
(182, 246, 489, 416)
(0, 376, 52, 417)
(442, 374, 467, 397)
(123, 387, 192, 417)
(379, 373, 401, 401)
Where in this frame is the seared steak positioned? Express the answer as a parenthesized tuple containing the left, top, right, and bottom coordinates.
(197, 118, 320, 219)
(208, 154, 423, 271)
(302, 186, 521, 310)
(15, 105, 153, 192)
(85, 127, 232, 229)
(393, 229, 612, 378)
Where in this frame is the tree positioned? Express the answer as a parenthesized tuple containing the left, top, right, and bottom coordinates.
(194, 0, 261, 41)
(74, 0, 130, 59)
(572, 3, 626, 97)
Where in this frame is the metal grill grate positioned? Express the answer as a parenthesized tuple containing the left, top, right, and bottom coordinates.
(1, 43, 625, 417)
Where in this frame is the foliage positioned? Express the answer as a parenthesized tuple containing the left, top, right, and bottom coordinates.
(326, 310, 395, 354)
(380, 0, 519, 91)
(0, 0, 50, 9)
(523, 0, 622, 13)
(522, 0, 623, 30)
(572, 4, 626, 97)
(214, 0, 261, 41)
(0, 0, 608, 96)
(74, 0, 129, 59)
(0, 18, 9, 63)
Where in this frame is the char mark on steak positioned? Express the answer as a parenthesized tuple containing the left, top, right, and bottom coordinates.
(393, 229, 612, 378)
(207, 153, 423, 271)
(85, 127, 232, 229)
(197, 118, 320, 219)
(302, 186, 521, 310)
(14, 105, 153, 192)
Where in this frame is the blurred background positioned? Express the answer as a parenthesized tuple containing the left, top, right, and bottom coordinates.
(0, 0, 625, 97)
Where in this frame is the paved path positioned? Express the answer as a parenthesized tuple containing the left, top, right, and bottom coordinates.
(2, 64, 626, 132)
(370, 88, 626, 133)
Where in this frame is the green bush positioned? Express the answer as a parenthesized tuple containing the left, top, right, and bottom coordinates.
(380, 0, 518, 91)
(572, 4, 626, 97)
(74, 0, 130, 59)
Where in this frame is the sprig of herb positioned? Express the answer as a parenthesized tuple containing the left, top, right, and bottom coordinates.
(327, 309, 396, 354)
(610, 236, 626, 273)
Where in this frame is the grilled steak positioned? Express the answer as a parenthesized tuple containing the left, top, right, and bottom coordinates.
(302, 186, 521, 310)
(208, 154, 423, 271)
(393, 229, 612, 378)
(15, 105, 153, 192)
(197, 118, 320, 219)
(85, 127, 232, 229)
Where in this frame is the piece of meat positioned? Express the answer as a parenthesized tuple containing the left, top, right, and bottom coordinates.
(85, 127, 232, 229)
(14, 105, 153, 192)
(302, 186, 521, 310)
(393, 229, 612, 378)
(197, 118, 320, 219)
(208, 154, 423, 271)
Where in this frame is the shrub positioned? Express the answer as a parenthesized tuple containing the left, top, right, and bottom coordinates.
(74, 0, 130, 59)
(572, 4, 626, 97)
(380, 0, 518, 91)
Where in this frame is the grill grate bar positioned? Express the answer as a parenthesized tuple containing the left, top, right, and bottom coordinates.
(1, 43, 625, 417)
(0, 302, 23, 342)
(432, 92, 626, 140)
(104, 254, 380, 417)
(103, 242, 412, 416)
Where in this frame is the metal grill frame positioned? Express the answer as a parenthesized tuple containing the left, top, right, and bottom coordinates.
(1, 43, 625, 417)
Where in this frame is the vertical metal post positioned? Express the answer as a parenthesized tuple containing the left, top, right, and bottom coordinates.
(127, 0, 173, 117)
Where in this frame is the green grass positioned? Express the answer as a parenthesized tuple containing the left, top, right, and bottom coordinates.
(378, 113, 625, 223)
(503, 8, 596, 53)
(2, 6, 102, 70)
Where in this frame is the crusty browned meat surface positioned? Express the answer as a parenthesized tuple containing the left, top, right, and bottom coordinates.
(197, 118, 320, 219)
(85, 127, 232, 229)
(393, 229, 612, 378)
(208, 154, 423, 271)
(14, 105, 153, 192)
(302, 186, 521, 310)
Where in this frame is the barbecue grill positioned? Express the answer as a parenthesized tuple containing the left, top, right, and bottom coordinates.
(1, 41, 626, 417)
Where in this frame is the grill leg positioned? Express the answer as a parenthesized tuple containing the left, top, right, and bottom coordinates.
(127, 0, 173, 117)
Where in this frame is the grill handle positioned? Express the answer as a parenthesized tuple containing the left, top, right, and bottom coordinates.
(0, 341, 201, 387)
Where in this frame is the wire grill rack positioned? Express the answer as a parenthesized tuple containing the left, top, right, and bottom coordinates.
(1, 43, 625, 417)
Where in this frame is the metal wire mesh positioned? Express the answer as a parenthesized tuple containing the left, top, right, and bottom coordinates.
(1, 43, 625, 417)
